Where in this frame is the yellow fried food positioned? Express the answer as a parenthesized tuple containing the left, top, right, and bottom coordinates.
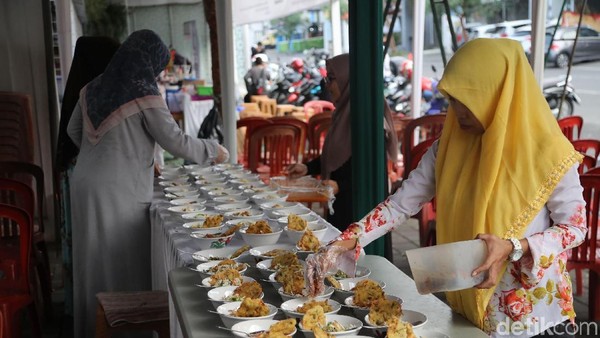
(297, 300, 333, 314)
(386, 317, 416, 338)
(263, 249, 293, 257)
(277, 265, 305, 295)
(202, 214, 224, 228)
(297, 230, 320, 252)
(268, 318, 296, 336)
(233, 281, 263, 299)
(222, 224, 243, 236)
(230, 245, 251, 259)
(209, 268, 242, 287)
(246, 220, 273, 234)
(325, 276, 341, 289)
(288, 214, 307, 231)
(208, 259, 243, 273)
(300, 305, 325, 331)
(270, 252, 300, 271)
(232, 297, 270, 317)
(312, 326, 334, 338)
(368, 298, 402, 326)
(352, 279, 385, 308)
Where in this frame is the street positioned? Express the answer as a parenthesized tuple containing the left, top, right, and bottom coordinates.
(422, 51, 600, 139)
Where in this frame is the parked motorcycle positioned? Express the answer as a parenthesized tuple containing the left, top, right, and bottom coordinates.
(543, 75, 580, 118)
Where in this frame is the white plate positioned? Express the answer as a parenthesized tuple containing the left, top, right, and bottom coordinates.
(169, 198, 207, 206)
(194, 178, 227, 186)
(195, 261, 248, 277)
(249, 244, 297, 260)
(251, 192, 288, 205)
(213, 196, 249, 204)
(201, 275, 255, 288)
(280, 298, 341, 319)
(164, 186, 197, 194)
(164, 191, 200, 199)
(167, 205, 207, 214)
(192, 247, 250, 263)
(284, 223, 328, 243)
(158, 173, 188, 181)
(239, 226, 283, 247)
(214, 203, 252, 213)
(364, 309, 428, 331)
(208, 189, 244, 198)
(344, 294, 403, 320)
(229, 178, 264, 186)
(329, 278, 386, 302)
(230, 319, 296, 338)
(224, 209, 264, 220)
(259, 201, 300, 210)
(200, 185, 231, 193)
(278, 286, 334, 302)
(158, 180, 191, 187)
(215, 300, 277, 328)
(181, 210, 222, 220)
(182, 220, 226, 230)
(271, 206, 312, 218)
(299, 314, 363, 337)
(207, 285, 264, 308)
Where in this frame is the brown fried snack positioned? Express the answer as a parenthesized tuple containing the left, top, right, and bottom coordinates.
(297, 230, 320, 252)
(368, 298, 402, 326)
(276, 265, 305, 295)
(287, 214, 308, 231)
(209, 268, 242, 287)
(246, 220, 273, 234)
(202, 214, 224, 228)
(297, 300, 333, 313)
(386, 317, 416, 338)
(208, 259, 240, 273)
(352, 279, 385, 308)
(312, 326, 334, 338)
(267, 318, 296, 336)
(233, 281, 263, 299)
(300, 305, 325, 331)
(230, 245, 251, 259)
(270, 252, 300, 271)
(222, 224, 243, 236)
(232, 297, 270, 317)
(263, 249, 293, 257)
(325, 276, 341, 289)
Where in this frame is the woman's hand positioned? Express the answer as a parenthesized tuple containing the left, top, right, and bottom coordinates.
(322, 179, 339, 195)
(153, 162, 161, 177)
(215, 145, 230, 164)
(305, 239, 357, 297)
(472, 233, 514, 289)
(284, 163, 307, 179)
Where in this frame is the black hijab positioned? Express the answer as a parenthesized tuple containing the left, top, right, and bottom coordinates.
(56, 36, 120, 171)
(84, 29, 170, 129)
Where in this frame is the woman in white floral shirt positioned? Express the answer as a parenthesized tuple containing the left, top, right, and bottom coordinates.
(307, 39, 587, 337)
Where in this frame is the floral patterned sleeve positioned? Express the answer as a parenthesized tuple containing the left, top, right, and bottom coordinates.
(519, 164, 587, 287)
(334, 141, 438, 256)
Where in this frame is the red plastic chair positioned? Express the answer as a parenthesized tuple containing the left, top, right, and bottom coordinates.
(303, 100, 335, 115)
(0, 161, 51, 317)
(236, 117, 272, 167)
(557, 116, 583, 142)
(305, 111, 333, 162)
(269, 116, 307, 160)
(402, 114, 446, 180)
(572, 139, 600, 162)
(588, 167, 600, 175)
(247, 124, 301, 179)
(580, 155, 598, 175)
(567, 174, 600, 320)
(0, 92, 34, 163)
(0, 204, 41, 338)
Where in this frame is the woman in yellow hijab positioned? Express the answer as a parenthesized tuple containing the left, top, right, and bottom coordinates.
(307, 39, 587, 337)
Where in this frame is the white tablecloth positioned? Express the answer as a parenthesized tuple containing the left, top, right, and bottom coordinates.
(183, 95, 213, 138)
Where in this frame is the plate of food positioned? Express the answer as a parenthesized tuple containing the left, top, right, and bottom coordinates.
(298, 312, 363, 338)
(344, 294, 403, 321)
(206, 281, 264, 307)
(195, 259, 248, 278)
(181, 210, 222, 221)
(280, 298, 341, 319)
(191, 245, 251, 264)
(167, 204, 207, 214)
(249, 244, 297, 260)
(215, 299, 278, 328)
(230, 319, 297, 338)
(200, 271, 255, 288)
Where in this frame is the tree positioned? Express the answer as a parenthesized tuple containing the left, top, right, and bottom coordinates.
(272, 12, 306, 41)
(85, 0, 126, 40)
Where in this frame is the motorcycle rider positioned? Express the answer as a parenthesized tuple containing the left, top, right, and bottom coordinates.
(243, 56, 271, 102)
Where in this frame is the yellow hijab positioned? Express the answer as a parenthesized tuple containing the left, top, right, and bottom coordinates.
(435, 39, 581, 328)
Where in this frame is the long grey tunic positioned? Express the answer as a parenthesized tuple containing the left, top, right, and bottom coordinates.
(68, 100, 218, 338)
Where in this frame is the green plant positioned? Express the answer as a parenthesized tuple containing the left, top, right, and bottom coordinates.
(85, 0, 127, 40)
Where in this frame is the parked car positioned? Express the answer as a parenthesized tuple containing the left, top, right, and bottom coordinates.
(547, 26, 600, 68)
(488, 19, 531, 38)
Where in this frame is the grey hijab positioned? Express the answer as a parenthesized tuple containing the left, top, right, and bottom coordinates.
(84, 29, 169, 129)
(320, 54, 399, 179)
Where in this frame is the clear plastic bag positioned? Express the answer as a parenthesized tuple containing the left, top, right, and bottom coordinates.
(269, 176, 336, 214)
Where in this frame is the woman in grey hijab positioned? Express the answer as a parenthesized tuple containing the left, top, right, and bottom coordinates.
(68, 29, 228, 337)
(287, 53, 398, 232)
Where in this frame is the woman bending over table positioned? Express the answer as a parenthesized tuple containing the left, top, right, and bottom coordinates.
(307, 39, 587, 338)
(68, 29, 229, 337)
